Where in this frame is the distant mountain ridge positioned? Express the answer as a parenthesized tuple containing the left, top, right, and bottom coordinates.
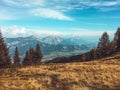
(5, 35, 96, 61)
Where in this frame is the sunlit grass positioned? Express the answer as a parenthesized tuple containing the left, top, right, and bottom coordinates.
(0, 54, 120, 90)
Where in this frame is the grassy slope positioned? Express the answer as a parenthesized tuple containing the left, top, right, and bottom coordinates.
(0, 53, 120, 90)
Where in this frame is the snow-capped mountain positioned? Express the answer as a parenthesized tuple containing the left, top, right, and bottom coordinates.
(5, 35, 96, 61)
(41, 36, 63, 45)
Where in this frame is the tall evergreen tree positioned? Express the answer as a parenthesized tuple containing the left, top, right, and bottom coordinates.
(34, 44, 43, 65)
(0, 29, 11, 67)
(107, 41, 117, 55)
(114, 27, 120, 50)
(22, 51, 32, 66)
(29, 48, 35, 64)
(97, 32, 110, 48)
(13, 47, 21, 66)
(97, 32, 110, 57)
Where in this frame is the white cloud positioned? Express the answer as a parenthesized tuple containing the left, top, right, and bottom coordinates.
(72, 30, 114, 37)
(44, 0, 120, 11)
(2, 0, 45, 7)
(71, 28, 115, 37)
(0, 26, 115, 38)
(1, 25, 66, 37)
(30, 8, 73, 21)
(1, 0, 73, 20)
(1, 0, 120, 21)
(86, 1, 120, 7)
(1, 25, 30, 37)
(31, 30, 66, 36)
(2, 0, 120, 12)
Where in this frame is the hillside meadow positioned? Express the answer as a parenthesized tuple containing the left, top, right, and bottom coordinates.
(0, 53, 120, 90)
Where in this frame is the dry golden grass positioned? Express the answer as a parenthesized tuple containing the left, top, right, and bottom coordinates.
(0, 54, 120, 90)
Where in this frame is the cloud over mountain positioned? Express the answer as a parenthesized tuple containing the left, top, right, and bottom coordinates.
(1, 26, 115, 38)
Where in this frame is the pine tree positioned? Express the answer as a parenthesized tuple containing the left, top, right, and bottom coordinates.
(97, 32, 110, 48)
(109, 41, 117, 53)
(0, 29, 11, 68)
(13, 47, 21, 66)
(22, 51, 32, 66)
(34, 44, 43, 65)
(29, 48, 35, 64)
(114, 27, 120, 50)
(97, 32, 110, 57)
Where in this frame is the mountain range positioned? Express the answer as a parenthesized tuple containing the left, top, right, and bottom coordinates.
(5, 35, 96, 61)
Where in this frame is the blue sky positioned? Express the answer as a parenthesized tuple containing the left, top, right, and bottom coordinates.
(0, 0, 120, 37)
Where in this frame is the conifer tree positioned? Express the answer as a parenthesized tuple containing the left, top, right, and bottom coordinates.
(97, 32, 110, 57)
(114, 27, 120, 50)
(13, 47, 21, 66)
(34, 44, 43, 65)
(109, 41, 117, 53)
(0, 29, 11, 67)
(22, 51, 32, 66)
(29, 48, 35, 64)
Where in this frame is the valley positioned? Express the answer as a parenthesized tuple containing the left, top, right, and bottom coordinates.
(5, 36, 96, 61)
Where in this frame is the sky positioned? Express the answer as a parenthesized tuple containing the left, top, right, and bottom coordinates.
(0, 0, 120, 37)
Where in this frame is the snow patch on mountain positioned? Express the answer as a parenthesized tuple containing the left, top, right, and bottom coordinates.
(42, 36, 63, 45)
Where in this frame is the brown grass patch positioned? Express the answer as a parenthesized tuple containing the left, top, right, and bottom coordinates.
(0, 55, 120, 90)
